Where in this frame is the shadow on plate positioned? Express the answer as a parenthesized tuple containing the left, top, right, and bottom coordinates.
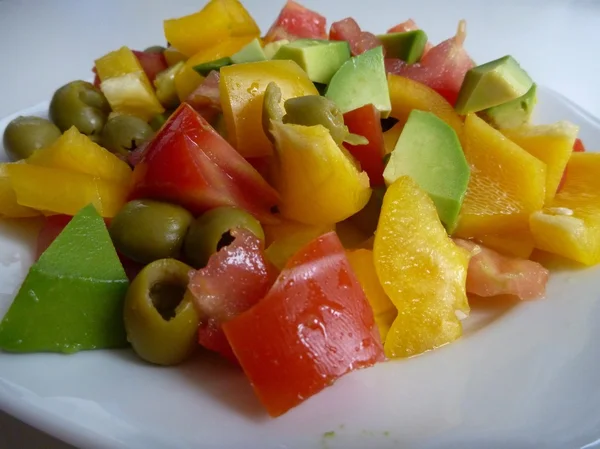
(112, 347, 268, 422)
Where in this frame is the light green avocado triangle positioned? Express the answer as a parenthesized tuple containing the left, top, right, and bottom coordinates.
(0, 204, 129, 353)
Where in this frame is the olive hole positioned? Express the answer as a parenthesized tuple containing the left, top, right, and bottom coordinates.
(150, 281, 186, 320)
(216, 230, 235, 251)
(127, 139, 138, 152)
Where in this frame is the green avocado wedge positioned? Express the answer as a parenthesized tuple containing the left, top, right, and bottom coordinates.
(0, 204, 129, 353)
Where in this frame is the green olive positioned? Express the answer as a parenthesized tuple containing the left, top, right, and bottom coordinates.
(124, 258, 199, 366)
(144, 45, 167, 54)
(2, 116, 61, 161)
(262, 82, 284, 142)
(100, 115, 154, 157)
(154, 62, 183, 109)
(149, 110, 175, 131)
(109, 199, 193, 264)
(283, 95, 347, 145)
(49, 80, 110, 141)
(184, 206, 265, 269)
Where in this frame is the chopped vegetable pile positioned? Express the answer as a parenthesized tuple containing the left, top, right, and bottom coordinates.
(0, 0, 598, 418)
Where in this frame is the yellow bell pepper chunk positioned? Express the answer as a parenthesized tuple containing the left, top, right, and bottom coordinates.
(530, 153, 600, 265)
(220, 60, 319, 158)
(95, 47, 164, 121)
(6, 164, 127, 218)
(174, 36, 254, 102)
(346, 249, 396, 342)
(387, 74, 463, 138)
(164, 47, 187, 67)
(454, 114, 546, 238)
(27, 127, 132, 185)
(502, 121, 578, 203)
(0, 164, 40, 218)
(374, 176, 470, 358)
(270, 121, 371, 225)
(264, 220, 333, 269)
(164, 0, 260, 58)
(382, 122, 403, 155)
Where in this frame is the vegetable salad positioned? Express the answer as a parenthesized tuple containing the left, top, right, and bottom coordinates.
(0, 0, 598, 418)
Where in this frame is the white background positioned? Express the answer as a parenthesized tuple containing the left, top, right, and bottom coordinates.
(0, 0, 598, 447)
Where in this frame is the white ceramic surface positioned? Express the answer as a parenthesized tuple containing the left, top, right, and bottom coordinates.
(0, 1, 599, 448)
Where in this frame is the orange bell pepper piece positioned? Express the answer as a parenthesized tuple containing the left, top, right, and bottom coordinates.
(0, 164, 40, 218)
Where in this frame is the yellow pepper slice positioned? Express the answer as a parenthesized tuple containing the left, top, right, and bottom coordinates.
(164, 47, 187, 67)
(164, 0, 260, 58)
(387, 74, 463, 138)
(270, 121, 371, 225)
(220, 60, 318, 157)
(95, 47, 164, 121)
(27, 127, 132, 185)
(264, 220, 333, 269)
(346, 249, 396, 342)
(6, 164, 127, 218)
(0, 164, 40, 218)
(374, 176, 470, 358)
(530, 153, 600, 265)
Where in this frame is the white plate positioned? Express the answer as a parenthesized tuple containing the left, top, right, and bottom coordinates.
(1, 87, 599, 449)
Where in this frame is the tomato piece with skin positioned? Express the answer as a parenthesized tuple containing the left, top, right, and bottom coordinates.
(454, 238, 549, 300)
(132, 50, 168, 83)
(264, 0, 327, 44)
(389, 21, 474, 106)
(329, 17, 382, 56)
(223, 231, 384, 417)
(187, 228, 277, 363)
(186, 70, 222, 123)
(386, 19, 433, 54)
(343, 104, 386, 186)
(129, 103, 280, 223)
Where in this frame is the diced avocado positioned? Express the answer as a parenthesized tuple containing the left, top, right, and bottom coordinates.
(0, 204, 129, 353)
(455, 55, 533, 115)
(325, 46, 391, 118)
(383, 110, 470, 231)
(263, 39, 290, 59)
(193, 57, 232, 76)
(231, 38, 267, 64)
(273, 39, 351, 84)
(481, 83, 537, 129)
(376, 30, 428, 64)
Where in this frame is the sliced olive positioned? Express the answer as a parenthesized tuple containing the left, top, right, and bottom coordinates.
(124, 258, 199, 366)
(282, 95, 347, 145)
(100, 115, 154, 157)
(109, 199, 193, 264)
(144, 45, 167, 54)
(49, 80, 110, 142)
(183, 206, 264, 269)
(262, 82, 284, 142)
(2, 116, 61, 161)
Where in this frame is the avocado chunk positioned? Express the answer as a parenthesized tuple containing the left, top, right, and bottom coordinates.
(481, 83, 537, 129)
(231, 38, 267, 64)
(193, 57, 232, 76)
(325, 46, 391, 117)
(263, 39, 290, 59)
(273, 39, 351, 84)
(383, 110, 470, 231)
(0, 204, 129, 353)
(455, 55, 533, 115)
(377, 30, 428, 64)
